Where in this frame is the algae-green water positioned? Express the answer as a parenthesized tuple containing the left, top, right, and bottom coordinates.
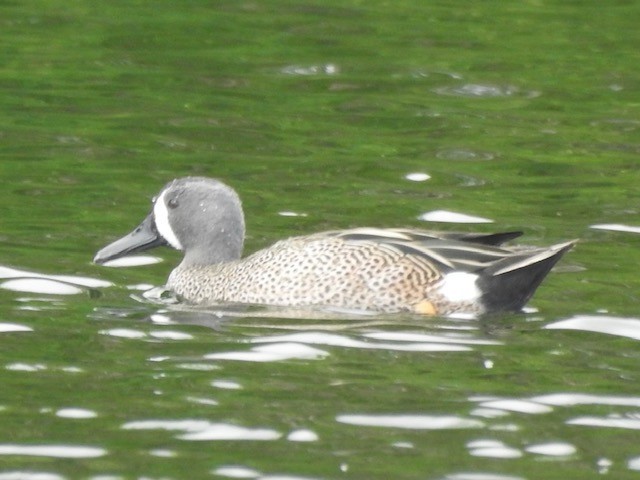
(2, 1, 640, 479)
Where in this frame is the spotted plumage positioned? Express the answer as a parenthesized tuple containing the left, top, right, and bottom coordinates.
(94, 177, 576, 315)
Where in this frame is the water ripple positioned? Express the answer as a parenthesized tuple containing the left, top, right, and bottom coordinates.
(365, 331, 501, 346)
(433, 83, 520, 98)
(280, 64, 339, 76)
(250, 331, 472, 352)
(436, 149, 495, 162)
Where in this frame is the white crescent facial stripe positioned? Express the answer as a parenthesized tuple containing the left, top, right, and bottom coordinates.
(153, 189, 183, 250)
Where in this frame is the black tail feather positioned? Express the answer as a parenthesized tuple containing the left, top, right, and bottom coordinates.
(477, 241, 576, 312)
(445, 231, 523, 246)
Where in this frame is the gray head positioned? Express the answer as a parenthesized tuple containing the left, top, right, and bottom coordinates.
(94, 177, 245, 266)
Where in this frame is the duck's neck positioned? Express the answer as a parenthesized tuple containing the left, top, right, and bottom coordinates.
(180, 224, 244, 266)
(182, 239, 243, 266)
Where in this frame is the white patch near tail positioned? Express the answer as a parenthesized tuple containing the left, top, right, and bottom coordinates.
(438, 272, 481, 302)
(153, 189, 183, 250)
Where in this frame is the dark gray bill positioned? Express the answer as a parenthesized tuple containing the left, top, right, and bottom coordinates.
(93, 213, 167, 264)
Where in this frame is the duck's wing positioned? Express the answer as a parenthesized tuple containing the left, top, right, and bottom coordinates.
(321, 227, 522, 246)
(320, 228, 525, 272)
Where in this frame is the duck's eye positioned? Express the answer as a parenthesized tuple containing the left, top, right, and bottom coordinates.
(167, 197, 179, 209)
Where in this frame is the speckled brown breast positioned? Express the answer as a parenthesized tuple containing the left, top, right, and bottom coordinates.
(167, 234, 444, 313)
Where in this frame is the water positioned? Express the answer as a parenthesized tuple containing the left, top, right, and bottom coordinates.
(2, 1, 640, 479)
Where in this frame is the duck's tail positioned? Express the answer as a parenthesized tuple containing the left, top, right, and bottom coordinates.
(477, 240, 577, 312)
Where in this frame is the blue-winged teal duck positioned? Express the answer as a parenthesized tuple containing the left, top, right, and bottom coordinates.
(94, 177, 575, 315)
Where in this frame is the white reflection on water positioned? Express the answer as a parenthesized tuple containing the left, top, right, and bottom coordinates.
(0, 323, 32, 333)
(467, 439, 522, 459)
(545, 315, 640, 340)
(405, 172, 431, 182)
(185, 396, 219, 406)
(212, 465, 261, 478)
(179, 424, 281, 441)
(286, 429, 318, 442)
(5, 363, 83, 374)
(417, 210, 493, 223)
(205, 343, 328, 362)
(0, 473, 65, 480)
(476, 399, 553, 415)
(470, 391, 640, 437)
(531, 393, 640, 407)
(0, 266, 112, 288)
(336, 414, 484, 430)
(278, 211, 308, 217)
(280, 63, 339, 75)
(122, 419, 210, 432)
(211, 380, 242, 390)
(442, 473, 525, 480)
(5, 363, 47, 372)
(0, 265, 112, 295)
(590, 223, 640, 234)
(99, 328, 146, 339)
(250, 332, 472, 353)
(212, 466, 322, 480)
(567, 416, 640, 430)
(525, 442, 577, 456)
(98, 328, 193, 341)
(149, 330, 193, 340)
(0, 279, 83, 295)
(149, 448, 177, 457)
(99, 255, 162, 267)
(260, 475, 322, 480)
(55, 408, 98, 419)
(364, 331, 501, 346)
(0, 444, 106, 458)
(433, 83, 520, 98)
(628, 456, 640, 471)
(118, 418, 282, 441)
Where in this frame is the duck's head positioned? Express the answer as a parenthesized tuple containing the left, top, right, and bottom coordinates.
(94, 177, 245, 266)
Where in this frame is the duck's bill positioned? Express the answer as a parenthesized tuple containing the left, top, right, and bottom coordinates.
(93, 213, 167, 264)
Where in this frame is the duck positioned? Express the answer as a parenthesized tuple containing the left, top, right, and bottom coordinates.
(94, 176, 575, 316)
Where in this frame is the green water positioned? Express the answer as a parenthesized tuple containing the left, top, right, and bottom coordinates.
(2, 1, 640, 479)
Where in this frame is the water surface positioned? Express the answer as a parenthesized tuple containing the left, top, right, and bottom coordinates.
(2, 1, 640, 479)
